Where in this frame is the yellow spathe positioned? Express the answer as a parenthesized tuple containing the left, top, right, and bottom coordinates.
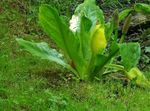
(127, 67, 149, 86)
(91, 25, 107, 54)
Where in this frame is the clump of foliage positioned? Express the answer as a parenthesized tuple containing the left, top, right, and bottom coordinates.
(17, 0, 150, 87)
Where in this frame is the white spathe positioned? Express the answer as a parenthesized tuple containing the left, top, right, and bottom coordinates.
(69, 15, 80, 32)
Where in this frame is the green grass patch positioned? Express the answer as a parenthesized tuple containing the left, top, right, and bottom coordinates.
(0, 0, 150, 111)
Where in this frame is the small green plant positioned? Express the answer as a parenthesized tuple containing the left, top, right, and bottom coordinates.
(17, 0, 150, 86)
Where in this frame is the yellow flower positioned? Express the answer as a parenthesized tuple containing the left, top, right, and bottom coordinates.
(91, 24, 107, 54)
(127, 67, 149, 86)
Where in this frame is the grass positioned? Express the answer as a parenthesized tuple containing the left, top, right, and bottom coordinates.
(0, 0, 150, 111)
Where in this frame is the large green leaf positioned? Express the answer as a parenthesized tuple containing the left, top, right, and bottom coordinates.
(69, 16, 93, 79)
(39, 5, 84, 74)
(16, 38, 78, 75)
(119, 43, 141, 71)
(80, 16, 92, 60)
(74, 0, 104, 28)
(39, 5, 77, 56)
(39, 5, 66, 51)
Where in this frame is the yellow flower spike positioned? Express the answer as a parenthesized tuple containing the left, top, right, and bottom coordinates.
(127, 67, 149, 86)
(127, 67, 143, 80)
(91, 24, 107, 54)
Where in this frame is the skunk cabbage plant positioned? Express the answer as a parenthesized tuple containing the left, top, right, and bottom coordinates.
(17, 0, 150, 86)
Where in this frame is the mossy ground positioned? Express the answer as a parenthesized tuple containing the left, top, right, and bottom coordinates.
(0, 0, 150, 111)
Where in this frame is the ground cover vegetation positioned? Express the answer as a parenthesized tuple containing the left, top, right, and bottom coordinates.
(0, 0, 150, 111)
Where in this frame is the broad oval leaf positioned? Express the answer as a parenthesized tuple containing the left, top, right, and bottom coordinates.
(74, 0, 104, 29)
(119, 43, 141, 71)
(16, 38, 78, 75)
(16, 38, 67, 66)
(39, 5, 85, 76)
(80, 16, 92, 60)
